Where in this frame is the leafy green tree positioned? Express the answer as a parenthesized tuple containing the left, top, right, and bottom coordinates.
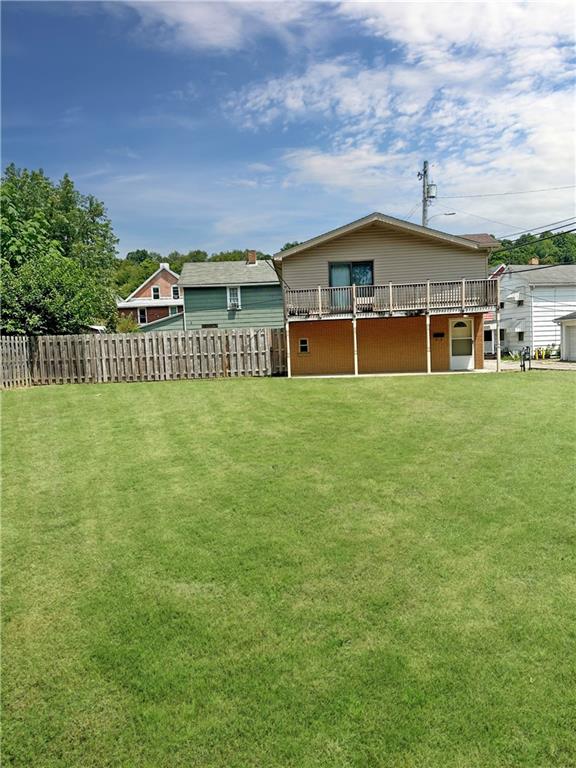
(126, 249, 161, 265)
(116, 314, 141, 333)
(1, 165, 118, 334)
(280, 241, 301, 251)
(490, 231, 576, 266)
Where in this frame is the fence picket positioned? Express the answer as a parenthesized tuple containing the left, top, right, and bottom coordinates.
(1, 328, 286, 388)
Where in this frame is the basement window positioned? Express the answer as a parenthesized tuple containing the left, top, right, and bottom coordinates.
(299, 338, 309, 353)
(518, 331, 524, 341)
(517, 299, 524, 306)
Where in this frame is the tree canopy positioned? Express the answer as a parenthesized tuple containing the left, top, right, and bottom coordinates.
(490, 231, 576, 266)
(1, 165, 118, 334)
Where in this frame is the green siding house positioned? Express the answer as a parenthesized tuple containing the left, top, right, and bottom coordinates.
(141, 253, 283, 331)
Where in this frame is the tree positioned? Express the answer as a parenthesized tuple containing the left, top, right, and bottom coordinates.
(1, 165, 118, 334)
(490, 231, 576, 266)
(126, 249, 161, 265)
(116, 314, 141, 333)
(280, 241, 301, 251)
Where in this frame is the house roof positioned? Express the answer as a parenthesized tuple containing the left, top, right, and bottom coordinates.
(554, 310, 576, 323)
(123, 263, 180, 301)
(273, 212, 500, 260)
(461, 233, 501, 247)
(504, 264, 576, 286)
(178, 260, 279, 287)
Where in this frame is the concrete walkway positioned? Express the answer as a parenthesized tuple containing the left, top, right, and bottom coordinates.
(484, 359, 576, 372)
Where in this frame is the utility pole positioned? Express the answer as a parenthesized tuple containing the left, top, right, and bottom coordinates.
(417, 160, 437, 227)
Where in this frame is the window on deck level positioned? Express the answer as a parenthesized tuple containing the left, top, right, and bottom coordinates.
(329, 261, 374, 287)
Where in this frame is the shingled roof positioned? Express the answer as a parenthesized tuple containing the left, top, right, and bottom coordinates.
(178, 260, 279, 287)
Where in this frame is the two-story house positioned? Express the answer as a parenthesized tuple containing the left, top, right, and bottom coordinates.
(489, 262, 576, 356)
(274, 212, 499, 376)
(117, 262, 183, 326)
(140, 251, 283, 331)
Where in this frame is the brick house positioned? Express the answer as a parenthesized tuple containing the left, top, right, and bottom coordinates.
(274, 213, 500, 376)
(117, 263, 183, 326)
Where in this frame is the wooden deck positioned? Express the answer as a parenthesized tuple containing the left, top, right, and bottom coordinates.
(285, 279, 498, 320)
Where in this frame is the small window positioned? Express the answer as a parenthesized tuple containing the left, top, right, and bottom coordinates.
(484, 330, 492, 342)
(299, 338, 309, 353)
(517, 299, 524, 306)
(169, 306, 178, 316)
(172, 285, 180, 299)
(499, 329, 505, 342)
(201, 323, 218, 329)
(138, 308, 147, 324)
(151, 286, 160, 300)
(518, 331, 524, 341)
(499, 302, 505, 309)
(227, 286, 241, 310)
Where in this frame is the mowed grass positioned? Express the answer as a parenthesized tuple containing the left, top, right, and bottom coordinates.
(2, 372, 576, 768)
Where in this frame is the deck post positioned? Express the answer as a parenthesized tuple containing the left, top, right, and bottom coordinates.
(389, 282, 394, 313)
(318, 285, 322, 317)
(426, 313, 432, 374)
(352, 284, 359, 375)
(462, 278, 466, 311)
(495, 279, 501, 373)
(285, 320, 292, 378)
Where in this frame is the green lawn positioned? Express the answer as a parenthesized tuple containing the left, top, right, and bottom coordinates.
(2, 373, 576, 768)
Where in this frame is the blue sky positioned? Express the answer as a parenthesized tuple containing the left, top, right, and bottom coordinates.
(2, 1, 575, 257)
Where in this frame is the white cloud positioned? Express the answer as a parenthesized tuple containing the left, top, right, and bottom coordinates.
(225, 1, 576, 233)
(117, 0, 322, 51)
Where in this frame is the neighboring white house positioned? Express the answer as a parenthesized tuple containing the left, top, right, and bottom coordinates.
(554, 311, 576, 361)
(485, 263, 576, 356)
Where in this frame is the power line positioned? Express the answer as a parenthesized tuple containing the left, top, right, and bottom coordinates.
(438, 184, 576, 199)
(496, 228, 576, 257)
(434, 201, 524, 231)
(498, 217, 576, 240)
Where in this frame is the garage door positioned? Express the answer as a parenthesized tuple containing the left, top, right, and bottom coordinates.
(564, 325, 576, 361)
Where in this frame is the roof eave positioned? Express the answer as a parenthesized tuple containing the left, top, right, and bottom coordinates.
(273, 212, 491, 261)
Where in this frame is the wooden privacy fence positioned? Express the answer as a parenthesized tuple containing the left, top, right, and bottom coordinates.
(1, 328, 287, 388)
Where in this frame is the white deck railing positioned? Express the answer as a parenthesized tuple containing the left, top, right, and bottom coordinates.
(285, 279, 497, 318)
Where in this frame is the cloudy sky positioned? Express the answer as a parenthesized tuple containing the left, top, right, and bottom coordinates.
(2, 1, 575, 256)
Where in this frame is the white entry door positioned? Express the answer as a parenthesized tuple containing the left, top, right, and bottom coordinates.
(450, 318, 474, 370)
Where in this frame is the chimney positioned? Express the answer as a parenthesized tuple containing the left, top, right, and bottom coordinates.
(159, 262, 170, 270)
(528, 257, 539, 266)
(246, 250, 257, 265)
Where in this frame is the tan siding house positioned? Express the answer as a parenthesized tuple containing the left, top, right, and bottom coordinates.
(275, 213, 499, 377)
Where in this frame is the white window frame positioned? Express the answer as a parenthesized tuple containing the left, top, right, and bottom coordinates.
(172, 285, 180, 299)
(138, 308, 147, 325)
(227, 286, 242, 310)
(151, 285, 160, 300)
(299, 338, 309, 353)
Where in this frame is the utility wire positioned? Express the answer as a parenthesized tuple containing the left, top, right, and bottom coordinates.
(438, 184, 576, 199)
(434, 201, 524, 231)
(496, 228, 576, 258)
(498, 217, 576, 240)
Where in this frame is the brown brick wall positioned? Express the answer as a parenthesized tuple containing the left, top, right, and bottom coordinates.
(290, 320, 354, 376)
(290, 313, 485, 376)
(132, 269, 178, 300)
(118, 306, 171, 323)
